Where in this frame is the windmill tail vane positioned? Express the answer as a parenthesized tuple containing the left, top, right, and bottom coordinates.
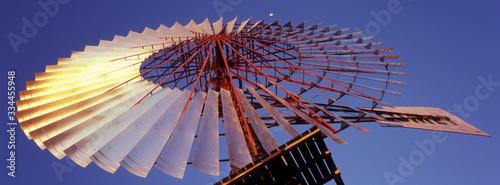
(15, 17, 489, 185)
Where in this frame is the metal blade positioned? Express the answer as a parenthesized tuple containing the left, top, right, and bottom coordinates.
(226, 17, 237, 34)
(221, 89, 252, 168)
(90, 88, 181, 173)
(155, 91, 206, 179)
(246, 85, 300, 138)
(198, 18, 214, 35)
(62, 86, 167, 167)
(184, 19, 205, 35)
(120, 90, 191, 177)
(212, 17, 223, 34)
(236, 17, 251, 34)
(30, 81, 151, 154)
(236, 88, 279, 154)
(170, 22, 195, 38)
(192, 89, 220, 176)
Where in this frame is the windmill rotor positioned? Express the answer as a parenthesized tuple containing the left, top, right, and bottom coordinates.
(16, 17, 489, 184)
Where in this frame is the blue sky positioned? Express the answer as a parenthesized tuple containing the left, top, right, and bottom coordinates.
(1, 0, 499, 185)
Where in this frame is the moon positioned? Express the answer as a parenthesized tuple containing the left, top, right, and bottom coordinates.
(269, 13, 274, 16)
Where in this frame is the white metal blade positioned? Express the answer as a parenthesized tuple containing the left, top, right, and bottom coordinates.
(192, 89, 219, 176)
(156, 91, 206, 179)
(236, 89, 279, 154)
(62, 86, 167, 167)
(198, 18, 214, 35)
(226, 17, 237, 34)
(246, 85, 300, 138)
(220, 89, 252, 168)
(90, 88, 181, 173)
(212, 17, 223, 34)
(236, 17, 251, 34)
(120, 90, 190, 177)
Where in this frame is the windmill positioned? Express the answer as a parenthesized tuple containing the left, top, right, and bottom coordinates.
(16, 17, 489, 185)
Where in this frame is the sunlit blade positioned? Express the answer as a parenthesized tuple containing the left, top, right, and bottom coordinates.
(226, 17, 237, 34)
(61, 86, 166, 167)
(41, 82, 156, 159)
(246, 85, 300, 138)
(29, 81, 151, 150)
(17, 69, 139, 113)
(141, 27, 164, 38)
(120, 90, 190, 178)
(170, 22, 195, 38)
(236, 17, 251, 34)
(184, 19, 205, 35)
(198, 18, 214, 35)
(107, 35, 166, 50)
(90, 88, 180, 173)
(97, 39, 165, 50)
(29, 61, 141, 89)
(156, 91, 206, 179)
(56, 57, 141, 65)
(157, 24, 186, 39)
(126, 31, 166, 42)
(212, 17, 223, 34)
(236, 89, 279, 154)
(83, 46, 151, 53)
(257, 84, 347, 144)
(192, 89, 219, 176)
(247, 19, 263, 32)
(114, 32, 156, 43)
(18, 69, 139, 105)
(220, 89, 252, 168)
(17, 71, 141, 140)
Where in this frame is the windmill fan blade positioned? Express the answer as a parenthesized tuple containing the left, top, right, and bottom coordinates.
(226, 17, 238, 34)
(245, 85, 300, 138)
(17, 70, 141, 140)
(220, 89, 253, 168)
(198, 18, 214, 35)
(236, 17, 251, 34)
(236, 89, 279, 154)
(185, 20, 205, 36)
(41, 81, 155, 158)
(170, 22, 195, 38)
(212, 17, 223, 34)
(192, 89, 220, 176)
(155, 91, 206, 179)
(63, 86, 167, 167)
(121, 90, 191, 177)
(90, 88, 179, 173)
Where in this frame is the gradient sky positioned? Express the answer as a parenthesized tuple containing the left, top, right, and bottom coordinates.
(1, 0, 499, 185)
